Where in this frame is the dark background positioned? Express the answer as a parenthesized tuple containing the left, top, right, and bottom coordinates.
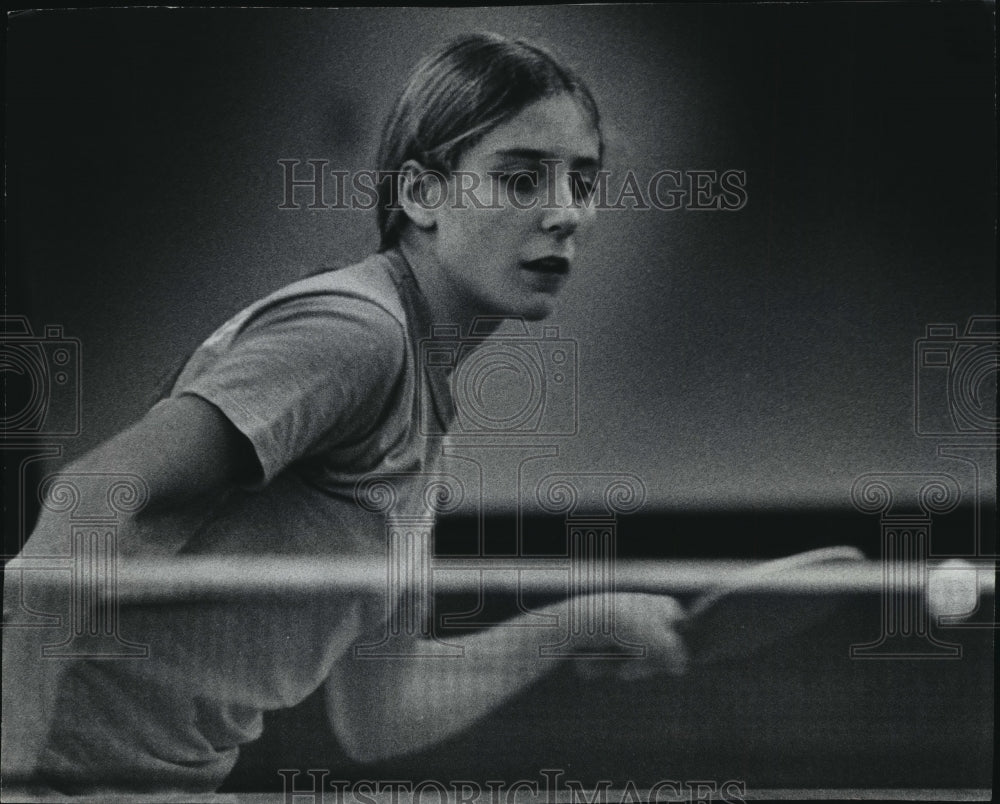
(4, 4, 996, 793)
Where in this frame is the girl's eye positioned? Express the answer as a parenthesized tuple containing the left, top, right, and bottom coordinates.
(491, 170, 542, 205)
(570, 172, 597, 203)
(497, 170, 539, 189)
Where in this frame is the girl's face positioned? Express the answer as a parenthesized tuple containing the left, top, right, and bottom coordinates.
(426, 93, 601, 321)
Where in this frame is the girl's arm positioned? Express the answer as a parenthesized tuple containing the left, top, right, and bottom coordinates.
(327, 592, 688, 762)
(16, 394, 256, 559)
(2, 395, 255, 782)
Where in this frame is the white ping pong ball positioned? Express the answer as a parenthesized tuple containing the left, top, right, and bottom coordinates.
(927, 559, 978, 619)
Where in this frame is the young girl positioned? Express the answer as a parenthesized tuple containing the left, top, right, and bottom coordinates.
(2, 33, 688, 794)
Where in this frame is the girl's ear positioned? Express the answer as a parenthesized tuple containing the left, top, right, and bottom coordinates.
(398, 160, 447, 231)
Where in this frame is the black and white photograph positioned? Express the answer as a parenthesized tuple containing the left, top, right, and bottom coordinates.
(2, 5, 996, 802)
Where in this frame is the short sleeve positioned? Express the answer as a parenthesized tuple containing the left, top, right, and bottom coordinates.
(172, 294, 407, 487)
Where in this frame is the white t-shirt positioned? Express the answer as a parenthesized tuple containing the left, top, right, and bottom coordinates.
(2, 250, 453, 793)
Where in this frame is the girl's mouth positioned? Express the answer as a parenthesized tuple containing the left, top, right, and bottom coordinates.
(520, 257, 569, 275)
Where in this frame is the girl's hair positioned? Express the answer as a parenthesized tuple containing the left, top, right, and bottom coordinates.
(375, 32, 603, 251)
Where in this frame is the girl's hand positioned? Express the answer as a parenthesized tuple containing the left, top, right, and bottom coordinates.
(570, 592, 689, 682)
